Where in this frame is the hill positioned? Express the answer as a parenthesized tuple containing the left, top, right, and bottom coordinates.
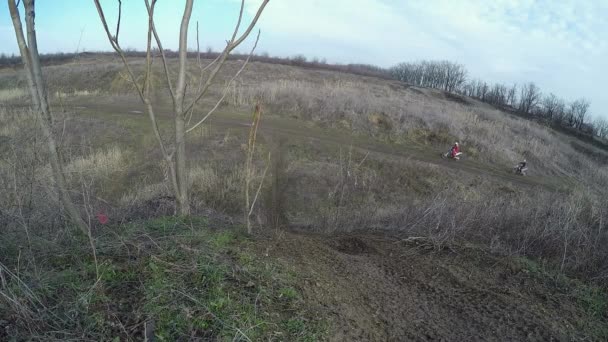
(1, 56, 607, 340)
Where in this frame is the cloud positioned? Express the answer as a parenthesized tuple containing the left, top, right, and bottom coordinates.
(2, 0, 606, 118)
(234, 0, 607, 118)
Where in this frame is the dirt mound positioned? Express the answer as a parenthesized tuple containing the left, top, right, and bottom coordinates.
(259, 231, 602, 341)
(329, 236, 377, 255)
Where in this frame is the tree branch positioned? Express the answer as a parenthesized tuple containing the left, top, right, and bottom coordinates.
(186, 30, 260, 134)
(115, 0, 122, 43)
(93, 0, 172, 167)
(144, 0, 175, 102)
(182, 0, 269, 116)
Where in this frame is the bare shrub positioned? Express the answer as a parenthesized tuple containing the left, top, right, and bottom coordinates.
(372, 185, 608, 282)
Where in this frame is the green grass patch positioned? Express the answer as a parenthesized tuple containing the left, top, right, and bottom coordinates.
(0, 216, 326, 341)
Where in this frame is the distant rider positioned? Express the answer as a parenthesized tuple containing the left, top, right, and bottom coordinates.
(516, 159, 528, 175)
(450, 142, 460, 159)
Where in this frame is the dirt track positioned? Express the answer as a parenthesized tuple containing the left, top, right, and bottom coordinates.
(259, 231, 594, 341)
(68, 97, 563, 193)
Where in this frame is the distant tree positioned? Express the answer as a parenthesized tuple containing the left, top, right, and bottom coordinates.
(292, 54, 307, 64)
(570, 98, 591, 130)
(552, 97, 567, 124)
(390, 60, 467, 93)
(518, 82, 541, 115)
(487, 83, 508, 106)
(594, 117, 608, 139)
(541, 93, 560, 120)
(506, 84, 517, 108)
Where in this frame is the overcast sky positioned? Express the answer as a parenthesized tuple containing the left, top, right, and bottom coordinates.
(1, 0, 606, 119)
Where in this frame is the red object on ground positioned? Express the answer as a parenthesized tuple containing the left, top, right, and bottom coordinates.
(97, 212, 109, 225)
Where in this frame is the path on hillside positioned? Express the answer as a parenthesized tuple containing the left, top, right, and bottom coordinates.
(70, 98, 563, 192)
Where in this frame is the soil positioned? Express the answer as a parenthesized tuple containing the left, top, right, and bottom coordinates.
(256, 231, 594, 341)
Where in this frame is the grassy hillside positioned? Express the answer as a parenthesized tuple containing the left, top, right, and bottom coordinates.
(1, 56, 607, 339)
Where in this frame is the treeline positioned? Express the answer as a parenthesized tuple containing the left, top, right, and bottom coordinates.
(390, 60, 607, 141)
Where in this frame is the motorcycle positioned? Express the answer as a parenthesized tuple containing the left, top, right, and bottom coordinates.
(441, 151, 463, 160)
(513, 165, 528, 176)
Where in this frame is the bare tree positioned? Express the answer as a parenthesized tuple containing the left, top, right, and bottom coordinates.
(487, 83, 507, 106)
(506, 84, 517, 108)
(594, 117, 608, 139)
(390, 60, 467, 93)
(8, 0, 87, 233)
(541, 93, 560, 120)
(552, 97, 566, 124)
(570, 98, 590, 130)
(518, 82, 541, 115)
(93, 0, 269, 215)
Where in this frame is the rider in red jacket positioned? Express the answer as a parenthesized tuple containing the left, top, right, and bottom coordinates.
(450, 142, 460, 158)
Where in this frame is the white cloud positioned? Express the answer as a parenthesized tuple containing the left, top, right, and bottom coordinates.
(233, 0, 607, 118)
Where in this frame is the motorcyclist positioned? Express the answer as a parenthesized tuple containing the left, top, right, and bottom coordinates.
(450, 142, 460, 159)
(515, 159, 528, 175)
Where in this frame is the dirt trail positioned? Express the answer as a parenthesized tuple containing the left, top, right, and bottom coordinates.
(258, 231, 593, 341)
(70, 98, 562, 192)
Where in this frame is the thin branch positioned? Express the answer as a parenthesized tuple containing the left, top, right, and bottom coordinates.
(186, 53, 223, 125)
(144, 0, 154, 98)
(93, 0, 170, 155)
(174, 0, 194, 112)
(182, 0, 269, 116)
(197, 21, 201, 67)
(186, 30, 260, 134)
(115, 0, 122, 43)
(230, 0, 245, 43)
(187, 21, 202, 125)
(144, 0, 175, 101)
(231, 0, 269, 48)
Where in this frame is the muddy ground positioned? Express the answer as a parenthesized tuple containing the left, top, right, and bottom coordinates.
(256, 231, 601, 341)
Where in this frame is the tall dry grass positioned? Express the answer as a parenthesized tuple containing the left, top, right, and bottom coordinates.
(224, 79, 608, 190)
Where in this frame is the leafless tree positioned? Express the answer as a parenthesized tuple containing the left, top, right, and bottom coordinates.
(541, 93, 560, 120)
(390, 60, 467, 93)
(552, 97, 567, 124)
(486, 83, 507, 107)
(7, 0, 87, 233)
(506, 84, 517, 108)
(594, 117, 608, 139)
(518, 82, 541, 115)
(570, 98, 590, 129)
(93, 0, 269, 215)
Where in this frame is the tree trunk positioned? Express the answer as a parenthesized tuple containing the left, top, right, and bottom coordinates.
(171, 0, 194, 216)
(175, 116, 189, 215)
(8, 0, 88, 233)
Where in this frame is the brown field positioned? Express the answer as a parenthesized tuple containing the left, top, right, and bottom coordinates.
(0, 56, 606, 340)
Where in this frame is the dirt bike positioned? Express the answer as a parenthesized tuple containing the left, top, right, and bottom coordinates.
(513, 165, 528, 176)
(441, 151, 463, 160)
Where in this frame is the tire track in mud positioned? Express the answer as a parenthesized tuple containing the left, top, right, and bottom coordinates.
(264, 232, 588, 341)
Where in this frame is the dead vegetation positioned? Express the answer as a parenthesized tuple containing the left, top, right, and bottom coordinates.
(1, 56, 607, 339)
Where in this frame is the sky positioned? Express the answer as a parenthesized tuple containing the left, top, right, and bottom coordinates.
(1, 0, 606, 119)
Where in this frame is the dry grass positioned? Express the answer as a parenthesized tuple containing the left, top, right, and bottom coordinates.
(0, 87, 27, 102)
(1, 57, 607, 286)
(65, 146, 129, 180)
(224, 77, 608, 190)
